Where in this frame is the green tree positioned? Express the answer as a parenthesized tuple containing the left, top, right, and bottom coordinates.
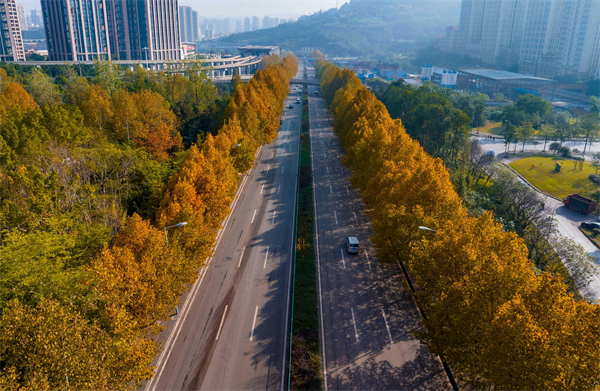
(518, 121, 535, 152)
(27, 68, 62, 107)
(230, 69, 242, 95)
(93, 60, 122, 98)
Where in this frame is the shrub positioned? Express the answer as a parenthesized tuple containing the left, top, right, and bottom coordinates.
(559, 146, 572, 158)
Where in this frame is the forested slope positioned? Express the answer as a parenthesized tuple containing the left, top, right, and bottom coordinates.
(0, 55, 298, 388)
(219, 0, 460, 58)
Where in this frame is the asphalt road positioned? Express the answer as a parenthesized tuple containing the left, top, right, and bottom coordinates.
(306, 65, 452, 390)
(143, 74, 304, 391)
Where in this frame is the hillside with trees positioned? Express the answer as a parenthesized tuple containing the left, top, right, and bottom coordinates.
(219, 0, 460, 59)
(0, 55, 298, 388)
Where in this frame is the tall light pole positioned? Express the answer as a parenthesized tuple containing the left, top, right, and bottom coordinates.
(164, 222, 188, 246)
(143, 47, 149, 70)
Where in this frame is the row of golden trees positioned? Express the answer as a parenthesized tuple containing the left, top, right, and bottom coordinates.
(315, 59, 599, 390)
(89, 54, 298, 387)
(0, 55, 298, 389)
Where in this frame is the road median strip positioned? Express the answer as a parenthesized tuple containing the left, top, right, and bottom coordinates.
(289, 83, 323, 390)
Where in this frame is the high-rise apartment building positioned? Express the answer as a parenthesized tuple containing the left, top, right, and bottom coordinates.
(453, 0, 600, 79)
(30, 8, 41, 26)
(0, 0, 25, 61)
(223, 18, 230, 34)
(41, 0, 111, 61)
(42, 0, 181, 61)
(16, 3, 26, 31)
(262, 15, 271, 29)
(236, 20, 242, 33)
(519, 0, 600, 79)
(179, 5, 198, 43)
(252, 15, 258, 31)
(244, 17, 250, 32)
(273, 17, 279, 27)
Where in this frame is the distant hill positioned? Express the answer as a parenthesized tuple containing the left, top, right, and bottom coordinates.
(218, 0, 461, 58)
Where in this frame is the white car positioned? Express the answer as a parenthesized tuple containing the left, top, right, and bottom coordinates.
(346, 237, 359, 254)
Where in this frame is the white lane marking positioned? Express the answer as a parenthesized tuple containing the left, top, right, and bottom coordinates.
(282, 165, 284, 174)
(323, 152, 326, 157)
(215, 305, 228, 340)
(351, 308, 359, 342)
(267, 165, 270, 173)
(353, 212, 358, 225)
(238, 247, 245, 268)
(346, 186, 350, 195)
(329, 185, 333, 195)
(334, 210, 338, 225)
(365, 251, 372, 271)
(264, 247, 269, 269)
(250, 306, 259, 341)
(382, 309, 394, 344)
(251, 209, 257, 224)
(147, 172, 251, 391)
(260, 184, 264, 194)
(326, 166, 329, 174)
(272, 210, 277, 224)
(271, 152, 274, 158)
(340, 248, 346, 269)
(278, 184, 281, 194)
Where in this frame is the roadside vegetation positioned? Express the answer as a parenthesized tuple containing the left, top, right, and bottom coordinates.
(290, 82, 322, 390)
(314, 54, 599, 390)
(0, 55, 299, 388)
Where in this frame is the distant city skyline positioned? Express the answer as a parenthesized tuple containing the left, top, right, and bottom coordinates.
(16, 0, 348, 19)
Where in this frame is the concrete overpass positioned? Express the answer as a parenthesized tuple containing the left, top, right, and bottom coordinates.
(3, 55, 262, 78)
(289, 78, 320, 86)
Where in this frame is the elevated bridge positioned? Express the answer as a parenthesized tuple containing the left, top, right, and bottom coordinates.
(289, 78, 320, 86)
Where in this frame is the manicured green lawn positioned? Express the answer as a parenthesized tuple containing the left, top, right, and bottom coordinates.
(580, 227, 600, 248)
(509, 155, 599, 202)
(475, 121, 503, 135)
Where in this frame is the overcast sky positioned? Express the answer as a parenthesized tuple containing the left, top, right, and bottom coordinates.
(19, 0, 349, 18)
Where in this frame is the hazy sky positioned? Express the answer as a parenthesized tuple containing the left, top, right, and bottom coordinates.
(179, 0, 349, 18)
(19, 0, 349, 18)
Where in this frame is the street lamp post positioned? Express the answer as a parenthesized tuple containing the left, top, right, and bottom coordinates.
(164, 222, 188, 246)
(143, 47, 149, 70)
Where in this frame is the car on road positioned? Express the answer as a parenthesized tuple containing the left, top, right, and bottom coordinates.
(296, 98, 301, 103)
(280, 118, 283, 125)
(581, 221, 600, 230)
(346, 236, 359, 254)
(289, 104, 294, 109)
(315, 90, 319, 95)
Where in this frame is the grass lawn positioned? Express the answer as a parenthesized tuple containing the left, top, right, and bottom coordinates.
(580, 227, 600, 248)
(474, 121, 503, 135)
(510, 155, 600, 203)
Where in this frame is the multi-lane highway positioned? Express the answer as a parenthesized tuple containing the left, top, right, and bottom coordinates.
(143, 68, 305, 391)
(306, 64, 453, 390)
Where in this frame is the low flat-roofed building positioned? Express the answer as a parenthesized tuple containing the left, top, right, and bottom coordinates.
(457, 68, 555, 100)
(238, 45, 279, 57)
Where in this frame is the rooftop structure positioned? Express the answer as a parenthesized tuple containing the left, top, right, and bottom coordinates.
(457, 68, 555, 99)
(238, 45, 279, 57)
